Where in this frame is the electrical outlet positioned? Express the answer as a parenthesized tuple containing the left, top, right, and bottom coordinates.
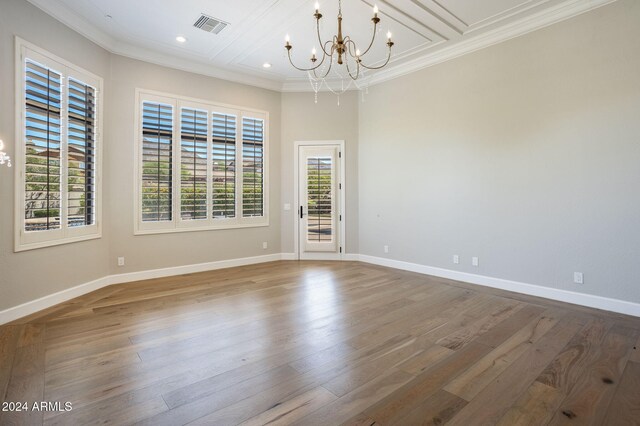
(117, 257, 125, 267)
(384, 245, 389, 254)
(453, 255, 460, 264)
(574, 272, 584, 284)
(262, 242, 268, 249)
(472, 257, 479, 267)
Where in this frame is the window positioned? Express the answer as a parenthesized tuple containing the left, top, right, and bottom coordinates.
(242, 117, 265, 217)
(135, 90, 268, 234)
(15, 39, 103, 251)
(141, 101, 173, 222)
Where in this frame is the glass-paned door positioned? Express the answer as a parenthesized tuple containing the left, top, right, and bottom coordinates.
(298, 145, 340, 256)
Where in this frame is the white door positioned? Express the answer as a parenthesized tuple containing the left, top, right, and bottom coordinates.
(298, 145, 342, 259)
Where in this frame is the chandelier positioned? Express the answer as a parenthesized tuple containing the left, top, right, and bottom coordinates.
(0, 140, 11, 167)
(285, 0, 394, 102)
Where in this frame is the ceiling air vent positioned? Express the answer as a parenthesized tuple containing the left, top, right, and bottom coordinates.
(193, 14, 229, 34)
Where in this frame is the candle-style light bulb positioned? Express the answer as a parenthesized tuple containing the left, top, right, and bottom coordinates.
(285, 34, 290, 43)
(386, 31, 392, 40)
(372, 4, 381, 24)
(315, 2, 320, 11)
(356, 49, 361, 57)
(312, 47, 317, 55)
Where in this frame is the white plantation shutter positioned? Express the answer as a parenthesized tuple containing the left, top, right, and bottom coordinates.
(141, 101, 173, 222)
(241, 117, 264, 218)
(67, 78, 97, 227)
(24, 60, 62, 231)
(212, 112, 236, 218)
(136, 92, 268, 232)
(180, 107, 208, 220)
(18, 41, 103, 251)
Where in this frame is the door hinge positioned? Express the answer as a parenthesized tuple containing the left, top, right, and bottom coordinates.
(339, 215, 342, 221)
(339, 151, 342, 158)
(339, 183, 342, 190)
(340, 247, 342, 253)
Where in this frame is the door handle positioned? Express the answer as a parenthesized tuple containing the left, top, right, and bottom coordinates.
(300, 206, 304, 219)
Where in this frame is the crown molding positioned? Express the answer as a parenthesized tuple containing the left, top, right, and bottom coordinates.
(367, 0, 618, 87)
(27, 0, 119, 52)
(281, 79, 314, 93)
(28, 0, 618, 93)
(110, 42, 284, 92)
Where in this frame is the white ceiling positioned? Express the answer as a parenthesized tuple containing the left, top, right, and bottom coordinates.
(27, 0, 615, 92)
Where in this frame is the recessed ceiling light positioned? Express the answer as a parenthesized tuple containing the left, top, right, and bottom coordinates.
(176, 36, 187, 43)
(263, 63, 272, 69)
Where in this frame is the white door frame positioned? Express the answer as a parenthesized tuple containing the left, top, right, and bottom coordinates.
(294, 140, 345, 260)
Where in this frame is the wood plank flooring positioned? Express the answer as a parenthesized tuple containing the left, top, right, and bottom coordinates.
(1, 261, 639, 425)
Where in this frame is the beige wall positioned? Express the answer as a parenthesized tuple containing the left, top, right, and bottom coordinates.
(0, 0, 282, 311)
(280, 92, 359, 255)
(0, 0, 111, 311)
(358, 0, 640, 303)
(106, 56, 282, 274)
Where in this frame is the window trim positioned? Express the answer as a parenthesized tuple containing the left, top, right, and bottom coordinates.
(14, 37, 104, 252)
(134, 89, 269, 235)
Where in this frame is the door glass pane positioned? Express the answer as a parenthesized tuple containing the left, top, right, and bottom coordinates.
(307, 156, 332, 242)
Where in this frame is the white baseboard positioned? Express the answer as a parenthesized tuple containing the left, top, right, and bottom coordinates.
(106, 254, 284, 286)
(280, 253, 360, 261)
(0, 253, 285, 325)
(2, 252, 638, 324)
(357, 254, 640, 318)
(343, 253, 360, 261)
(0, 276, 113, 325)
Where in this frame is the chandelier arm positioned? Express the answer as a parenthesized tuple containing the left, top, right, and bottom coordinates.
(359, 47, 393, 70)
(318, 49, 336, 79)
(311, 40, 335, 80)
(345, 55, 361, 81)
(345, 38, 358, 58)
(287, 49, 326, 72)
(359, 21, 379, 57)
(344, 40, 361, 80)
(324, 39, 335, 57)
(316, 18, 333, 56)
(343, 36, 357, 59)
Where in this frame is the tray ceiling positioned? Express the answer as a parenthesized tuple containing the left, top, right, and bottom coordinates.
(27, 0, 616, 92)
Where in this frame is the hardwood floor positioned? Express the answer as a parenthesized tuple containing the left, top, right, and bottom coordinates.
(1, 261, 639, 425)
